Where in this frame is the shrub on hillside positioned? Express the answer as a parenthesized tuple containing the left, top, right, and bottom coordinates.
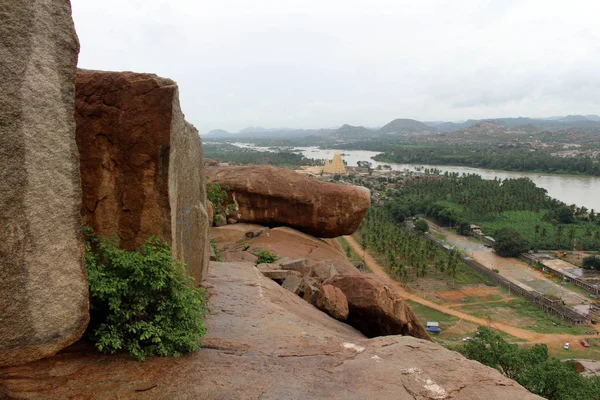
(84, 229, 209, 360)
(582, 256, 600, 270)
(459, 327, 600, 400)
(254, 249, 279, 264)
(413, 219, 430, 233)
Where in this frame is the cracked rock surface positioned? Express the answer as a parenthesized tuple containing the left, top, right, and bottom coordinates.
(0, 262, 541, 399)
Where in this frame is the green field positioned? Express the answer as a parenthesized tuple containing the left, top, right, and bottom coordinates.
(460, 297, 590, 335)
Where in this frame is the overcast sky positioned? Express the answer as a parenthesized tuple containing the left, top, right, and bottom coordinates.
(72, 0, 600, 133)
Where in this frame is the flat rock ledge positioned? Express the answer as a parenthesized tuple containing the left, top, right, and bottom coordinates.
(0, 262, 541, 400)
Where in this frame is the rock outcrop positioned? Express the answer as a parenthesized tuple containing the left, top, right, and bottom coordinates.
(0, 261, 541, 399)
(247, 226, 360, 276)
(75, 70, 210, 283)
(317, 284, 349, 321)
(0, 0, 89, 367)
(205, 165, 370, 238)
(325, 274, 431, 340)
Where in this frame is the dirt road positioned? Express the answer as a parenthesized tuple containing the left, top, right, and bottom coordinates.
(343, 235, 596, 346)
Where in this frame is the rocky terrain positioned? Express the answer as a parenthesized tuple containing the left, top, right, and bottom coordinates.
(0, 261, 541, 399)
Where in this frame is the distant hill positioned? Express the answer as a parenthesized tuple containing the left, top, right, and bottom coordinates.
(206, 129, 232, 137)
(330, 124, 375, 138)
(206, 114, 600, 139)
(379, 118, 434, 134)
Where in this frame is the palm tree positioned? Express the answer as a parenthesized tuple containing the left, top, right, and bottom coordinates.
(567, 227, 576, 251)
(555, 226, 564, 250)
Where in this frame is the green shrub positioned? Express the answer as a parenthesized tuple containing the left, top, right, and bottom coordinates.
(211, 240, 223, 262)
(493, 227, 528, 257)
(414, 219, 430, 233)
(206, 178, 230, 217)
(84, 229, 209, 360)
(254, 249, 279, 264)
(582, 255, 600, 270)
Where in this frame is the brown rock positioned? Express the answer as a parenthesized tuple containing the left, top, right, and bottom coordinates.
(256, 263, 281, 272)
(211, 223, 267, 244)
(260, 269, 301, 282)
(316, 285, 349, 321)
(75, 70, 210, 283)
(325, 274, 430, 340)
(245, 227, 268, 239)
(206, 165, 370, 238)
(221, 251, 258, 263)
(280, 258, 310, 275)
(227, 218, 237, 225)
(0, 261, 542, 400)
(249, 227, 360, 276)
(301, 277, 321, 304)
(0, 0, 89, 367)
(282, 274, 303, 294)
(311, 261, 339, 282)
(207, 200, 214, 226)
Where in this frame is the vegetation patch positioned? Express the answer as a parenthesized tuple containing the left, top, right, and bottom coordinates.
(84, 229, 209, 360)
(456, 327, 600, 400)
(253, 248, 279, 264)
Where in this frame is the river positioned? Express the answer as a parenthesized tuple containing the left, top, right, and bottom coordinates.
(228, 143, 600, 211)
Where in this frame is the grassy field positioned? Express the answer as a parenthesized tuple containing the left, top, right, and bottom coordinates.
(459, 297, 590, 335)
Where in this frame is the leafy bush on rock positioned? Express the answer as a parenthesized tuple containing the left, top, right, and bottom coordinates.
(84, 229, 209, 360)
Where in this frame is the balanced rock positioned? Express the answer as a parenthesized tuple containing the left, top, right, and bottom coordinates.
(75, 70, 210, 283)
(316, 284, 349, 321)
(325, 274, 430, 340)
(205, 165, 370, 238)
(0, 0, 89, 367)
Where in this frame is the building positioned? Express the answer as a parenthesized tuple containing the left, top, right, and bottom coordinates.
(323, 152, 346, 174)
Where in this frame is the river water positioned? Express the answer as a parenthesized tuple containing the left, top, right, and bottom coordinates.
(229, 143, 600, 211)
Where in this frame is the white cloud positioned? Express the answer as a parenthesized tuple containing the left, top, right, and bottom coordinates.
(71, 0, 600, 133)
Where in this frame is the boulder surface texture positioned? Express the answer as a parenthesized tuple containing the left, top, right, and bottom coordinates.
(206, 165, 370, 238)
(325, 274, 431, 340)
(0, 0, 89, 367)
(0, 262, 542, 399)
(75, 69, 210, 283)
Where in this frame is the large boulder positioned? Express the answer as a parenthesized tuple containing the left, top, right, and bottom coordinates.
(325, 274, 430, 340)
(205, 165, 370, 238)
(0, 0, 89, 367)
(75, 70, 210, 283)
(316, 284, 349, 321)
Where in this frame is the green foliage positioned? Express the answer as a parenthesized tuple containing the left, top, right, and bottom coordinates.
(386, 174, 600, 251)
(254, 249, 279, 264)
(413, 219, 429, 233)
(493, 227, 529, 257)
(84, 229, 209, 360)
(459, 327, 600, 399)
(211, 240, 223, 262)
(583, 256, 600, 270)
(206, 178, 230, 217)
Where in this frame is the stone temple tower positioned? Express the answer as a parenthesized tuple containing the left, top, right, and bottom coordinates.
(323, 152, 346, 174)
